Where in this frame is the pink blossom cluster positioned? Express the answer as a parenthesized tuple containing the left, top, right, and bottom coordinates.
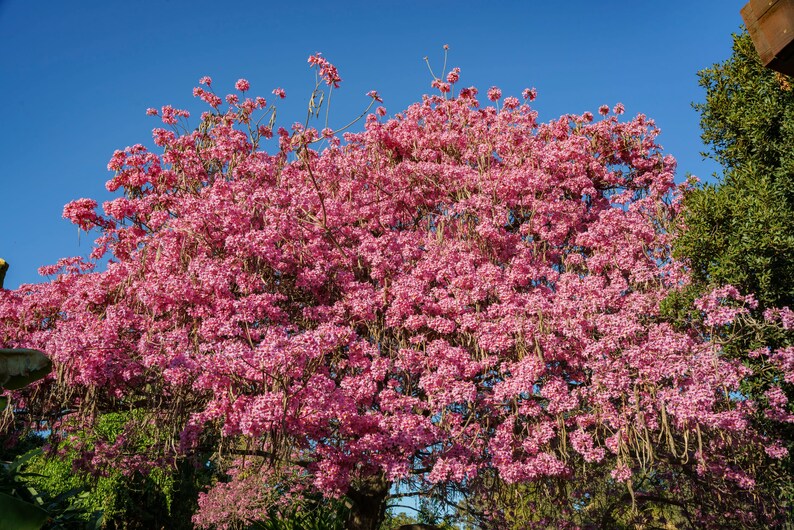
(2, 68, 792, 527)
(193, 462, 306, 529)
(308, 53, 341, 88)
(765, 306, 794, 330)
(62, 198, 112, 231)
(694, 284, 758, 327)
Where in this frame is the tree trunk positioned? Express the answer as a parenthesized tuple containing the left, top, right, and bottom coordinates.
(346, 474, 390, 530)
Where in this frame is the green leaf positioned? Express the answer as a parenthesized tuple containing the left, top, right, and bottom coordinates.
(0, 396, 6, 412)
(9, 449, 43, 474)
(0, 492, 49, 530)
(49, 486, 85, 505)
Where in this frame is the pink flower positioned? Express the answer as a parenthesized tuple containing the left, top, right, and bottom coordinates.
(521, 87, 537, 101)
(430, 78, 446, 92)
(62, 198, 102, 231)
(194, 88, 222, 107)
(764, 386, 792, 422)
(272, 88, 286, 99)
(459, 86, 478, 100)
(613, 102, 625, 115)
(487, 86, 502, 102)
(145, 108, 158, 116)
(160, 105, 178, 125)
(694, 285, 755, 326)
(569, 429, 605, 463)
(748, 347, 769, 359)
(611, 463, 632, 483)
(503, 96, 519, 110)
(446, 67, 460, 84)
(107, 149, 126, 171)
(764, 307, 794, 330)
(235, 79, 250, 92)
(599, 104, 610, 115)
(199, 76, 212, 86)
(366, 90, 383, 103)
(766, 443, 789, 459)
(308, 52, 342, 88)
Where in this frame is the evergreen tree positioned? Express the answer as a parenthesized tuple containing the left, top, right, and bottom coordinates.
(674, 28, 794, 522)
(680, 30, 794, 308)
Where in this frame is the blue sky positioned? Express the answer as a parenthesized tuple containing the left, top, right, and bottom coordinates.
(0, 0, 747, 289)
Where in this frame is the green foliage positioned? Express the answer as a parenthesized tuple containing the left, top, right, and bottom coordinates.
(0, 492, 51, 530)
(24, 448, 210, 529)
(379, 512, 419, 530)
(681, 30, 794, 309)
(0, 450, 50, 530)
(251, 497, 349, 530)
(379, 509, 457, 530)
(674, 27, 794, 523)
(23, 415, 213, 530)
(0, 448, 102, 530)
(464, 468, 696, 530)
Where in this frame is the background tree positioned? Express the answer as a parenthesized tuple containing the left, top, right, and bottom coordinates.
(1, 55, 792, 529)
(680, 29, 794, 308)
(674, 28, 794, 521)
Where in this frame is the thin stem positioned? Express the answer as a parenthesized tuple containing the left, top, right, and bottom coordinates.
(441, 46, 448, 82)
(325, 85, 333, 130)
(325, 98, 377, 137)
(424, 56, 437, 80)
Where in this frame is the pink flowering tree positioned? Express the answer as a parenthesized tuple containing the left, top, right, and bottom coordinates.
(1, 55, 793, 529)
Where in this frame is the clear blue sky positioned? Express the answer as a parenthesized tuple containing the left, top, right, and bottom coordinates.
(0, 0, 748, 289)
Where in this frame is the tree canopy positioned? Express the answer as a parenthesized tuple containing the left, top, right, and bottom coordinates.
(672, 29, 794, 526)
(680, 30, 794, 309)
(1, 54, 793, 529)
